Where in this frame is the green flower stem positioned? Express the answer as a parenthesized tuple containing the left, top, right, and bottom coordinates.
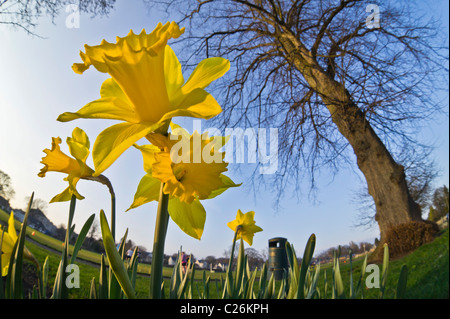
(223, 226, 241, 298)
(150, 182, 170, 299)
(228, 227, 241, 269)
(110, 192, 116, 241)
(53, 194, 76, 299)
(83, 174, 116, 240)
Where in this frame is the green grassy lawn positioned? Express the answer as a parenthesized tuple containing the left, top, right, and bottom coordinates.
(379, 227, 448, 299)
(1, 209, 102, 264)
(1, 208, 226, 298)
(315, 228, 449, 299)
(1, 208, 221, 276)
(3, 208, 448, 299)
(25, 239, 227, 298)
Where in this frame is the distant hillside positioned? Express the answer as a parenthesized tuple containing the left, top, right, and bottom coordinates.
(0, 194, 57, 236)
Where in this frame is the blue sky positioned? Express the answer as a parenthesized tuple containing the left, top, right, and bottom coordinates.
(0, 0, 448, 259)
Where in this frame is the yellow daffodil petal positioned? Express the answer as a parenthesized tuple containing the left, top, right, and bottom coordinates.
(241, 210, 255, 225)
(207, 174, 241, 199)
(181, 57, 230, 94)
(1, 212, 38, 276)
(160, 88, 223, 122)
(239, 224, 263, 246)
(49, 186, 78, 203)
(66, 127, 90, 163)
(2, 254, 10, 276)
(67, 175, 84, 199)
(0, 232, 15, 253)
(99, 77, 131, 102)
(227, 219, 240, 234)
(7, 211, 17, 243)
(133, 144, 161, 173)
(170, 122, 191, 139)
(164, 45, 184, 99)
(71, 126, 90, 149)
(168, 197, 206, 240)
(227, 210, 263, 246)
(58, 78, 138, 123)
(126, 173, 161, 211)
(57, 97, 139, 123)
(50, 174, 84, 203)
(164, 57, 230, 120)
(145, 132, 179, 151)
(92, 122, 159, 175)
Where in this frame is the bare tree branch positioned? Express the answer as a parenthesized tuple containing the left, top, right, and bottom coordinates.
(0, 0, 117, 35)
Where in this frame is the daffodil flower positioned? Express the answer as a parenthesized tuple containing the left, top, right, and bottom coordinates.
(57, 21, 230, 176)
(128, 124, 240, 239)
(38, 127, 113, 203)
(227, 210, 263, 246)
(0, 211, 36, 276)
(39, 127, 118, 238)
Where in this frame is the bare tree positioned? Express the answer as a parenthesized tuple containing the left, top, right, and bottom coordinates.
(205, 255, 217, 265)
(245, 247, 265, 269)
(149, 0, 448, 254)
(0, 169, 15, 200)
(24, 195, 48, 213)
(88, 217, 100, 239)
(354, 145, 440, 229)
(0, 0, 116, 35)
(431, 185, 449, 221)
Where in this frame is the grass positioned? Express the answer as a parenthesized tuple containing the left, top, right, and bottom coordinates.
(1, 208, 102, 264)
(0, 208, 222, 275)
(315, 228, 449, 299)
(25, 239, 227, 298)
(384, 228, 448, 298)
(1, 208, 227, 298)
(3, 208, 448, 299)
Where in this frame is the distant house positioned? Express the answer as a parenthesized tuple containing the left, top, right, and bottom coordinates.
(13, 209, 25, 222)
(9, 208, 57, 236)
(168, 256, 177, 266)
(195, 259, 209, 269)
(139, 251, 152, 264)
(0, 195, 11, 212)
(28, 208, 57, 235)
(212, 262, 227, 272)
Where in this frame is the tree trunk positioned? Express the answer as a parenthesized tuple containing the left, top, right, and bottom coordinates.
(277, 32, 425, 250)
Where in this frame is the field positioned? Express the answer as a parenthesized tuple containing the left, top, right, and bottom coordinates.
(317, 228, 449, 299)
(1, 208, 228, 298)
(1, 209, 448, 299)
